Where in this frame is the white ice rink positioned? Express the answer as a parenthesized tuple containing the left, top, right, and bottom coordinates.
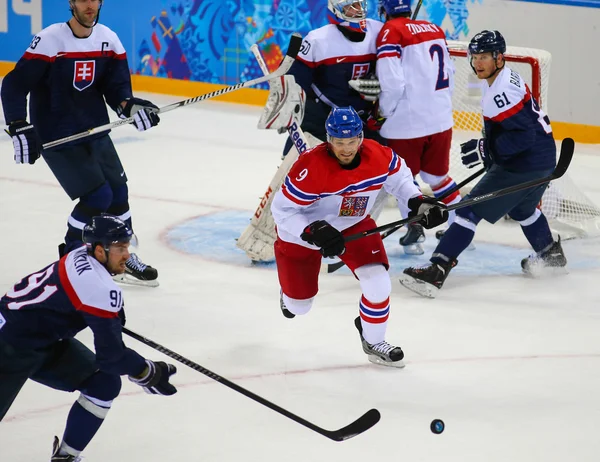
(2, 93, 600, 461)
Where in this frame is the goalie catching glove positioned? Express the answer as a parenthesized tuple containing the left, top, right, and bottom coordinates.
(461, 138, 493, 169)
(129, 360, 177, 396)
(407, 196, 449, 229)
(348, 74, 381, 102)
(301, 220, 345, 258)
(258, 75, 305, 133)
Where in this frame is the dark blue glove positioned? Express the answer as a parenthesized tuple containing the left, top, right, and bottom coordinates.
(117, 98, 160, 131)
(129, 360, 177, 396)
(301, 220, 345, 258)
(460, 138, 492, 169)
(407, 196, 449, 229)
(6, 120, 42, 164)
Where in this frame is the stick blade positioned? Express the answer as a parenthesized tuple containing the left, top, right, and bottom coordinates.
(327, 261, 346, 273)
(553, 137, 575, 179)
(285, 32, 303, 59)
(325, 409, 381, 442)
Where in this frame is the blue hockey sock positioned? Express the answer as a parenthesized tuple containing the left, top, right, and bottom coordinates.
(431, 222, 475, 264)
(520, 212, 553, 252)
(62, 400, 105, 453)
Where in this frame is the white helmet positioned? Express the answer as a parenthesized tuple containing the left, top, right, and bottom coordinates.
(327, 0, 369, 32)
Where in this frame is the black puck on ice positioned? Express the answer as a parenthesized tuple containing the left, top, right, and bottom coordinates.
(430, 419, 445, 434)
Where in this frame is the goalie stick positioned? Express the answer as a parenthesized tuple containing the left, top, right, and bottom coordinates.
(326, 167, 486, 273)
(123, 327, 381, 441)
(344, 138, 575, 243)
(42, 33, 303, 150)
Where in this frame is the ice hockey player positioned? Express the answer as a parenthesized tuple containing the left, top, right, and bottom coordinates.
(375, 0, 461, 255)
(271, 107, 448, 367)
(1, 0, 160, 286)
(280, 0, 386, 152)
(240, 0, 390, 263)
(399, 30, 567, 298)
(0, 215, 177, 461)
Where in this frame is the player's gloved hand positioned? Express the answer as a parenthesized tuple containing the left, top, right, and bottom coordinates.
(117, 98, 160, 132)
(366, 103, 386, 132)
(348, 74, 381, 102)
(301, 220, 345, 258)
(407, 196, 449, 229)
(117, 308, 126, 327)
(5, 120, 42, 164)
(461, 138, 492, 169)
(129, 360, 177, 396)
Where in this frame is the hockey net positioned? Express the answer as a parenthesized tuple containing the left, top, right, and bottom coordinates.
(445, 40, 600, 238)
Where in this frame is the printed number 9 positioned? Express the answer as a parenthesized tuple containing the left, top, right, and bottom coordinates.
(110, 290, 122, 308)
(295, 168, 308, 182)
(29, 36, 41, 50)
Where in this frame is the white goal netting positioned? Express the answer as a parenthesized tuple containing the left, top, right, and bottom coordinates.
(445, 40, 600, 238)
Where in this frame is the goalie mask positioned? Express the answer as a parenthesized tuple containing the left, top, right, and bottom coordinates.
(328, 0, 369, 33)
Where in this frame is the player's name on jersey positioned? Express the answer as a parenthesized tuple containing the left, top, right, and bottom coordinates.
(72, 247, 93, 276)
(405, 23, 442, 35)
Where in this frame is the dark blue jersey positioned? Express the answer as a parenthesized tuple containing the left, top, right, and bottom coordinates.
(482, 67, 556, 172)
(0, 246, 145, 376)
(289, 20, 383, 116)
(1, 22, 133, 148)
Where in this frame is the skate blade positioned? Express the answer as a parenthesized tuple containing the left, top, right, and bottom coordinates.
(367, 355, 405, 368)
(398, 274, 438, 298)
(402, 243, 424, 255)
(112, 273, 160, 288)
(522, 264, 568, 279)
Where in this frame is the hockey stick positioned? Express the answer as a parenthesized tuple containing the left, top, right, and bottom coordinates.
(411, 0, 424, 19)
(344, 138, 575, 243)
(380, 167, 486, 240)
(123, 327, 381, 441)
(325, 167, 486, 273)
(42, 33, 303, 150)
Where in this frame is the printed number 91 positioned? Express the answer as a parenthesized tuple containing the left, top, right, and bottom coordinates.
(110, 290, 122, 309)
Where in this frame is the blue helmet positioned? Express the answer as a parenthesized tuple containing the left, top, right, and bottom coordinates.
(327, 0, 369, 33)
(379, 0, 411, 16)
(326, 107, 364, 140)
(468, 30, 506, 56)
(83, 214, 133, 253)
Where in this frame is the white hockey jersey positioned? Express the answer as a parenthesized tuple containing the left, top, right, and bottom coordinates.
(271, 139, 421, 248)
(376, 17, 454, 139)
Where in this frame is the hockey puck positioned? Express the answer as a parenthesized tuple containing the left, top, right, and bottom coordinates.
(430, 419, 445, 434)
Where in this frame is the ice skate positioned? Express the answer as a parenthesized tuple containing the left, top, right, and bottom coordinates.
(280, 291, 295, 319)
(399, 222, 425, 255)
(435, 229, 475, 250)
(113, 253, 159, 287)
(521, 237, 567, 276)
(354, 317, 404, 368)
(51, 436, 82, 462)
(399, 258, 457, 298)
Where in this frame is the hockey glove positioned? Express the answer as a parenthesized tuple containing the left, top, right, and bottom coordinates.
(366, 102, 386, 132)
(117, 98, 160, 132)
(348, 74, 381, 102)
(407, 196, 449, 229)
(461, 138, 492, 169)
(129, 360, 177, 396)
(301, 220, 345, 258)
(6, 120, 42, 164)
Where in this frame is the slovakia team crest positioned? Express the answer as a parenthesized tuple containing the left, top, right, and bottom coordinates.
(339, 196, 369, 217)
(73, 60, 95, 91)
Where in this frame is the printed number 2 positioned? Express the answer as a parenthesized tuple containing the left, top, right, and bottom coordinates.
(6, 266, 58, 310)
(29, 35, 41, 50)
(429, 44, 449, 91)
